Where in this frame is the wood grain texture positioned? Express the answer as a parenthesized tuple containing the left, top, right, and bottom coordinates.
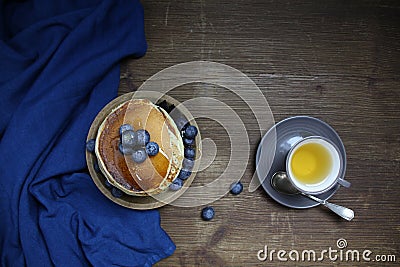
(118, 0, 400, 266)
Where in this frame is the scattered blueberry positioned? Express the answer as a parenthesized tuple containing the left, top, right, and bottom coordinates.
(120, 130, 137, 147)
(183, 125, 198, 139)
(111, 187, 123, 198)
(184, 147, 196, 159)
(178, 170, 191, 180)
(169, 178, 183, 191)
(182, 158, 194, 171)
(146, 141, 159, 156)
(119, 124, 134, 135)
(136, 129, 150, 146)
(119, 143, 133, 155)
(86, 139, 95, 153)
(132, 148, 147, 163)
(104, 179, 113, 189)
(201, 206, 215, 221)
(93, 160, 100, 172)
(230, 181, 243, 195)
(183, 137, 195, 147)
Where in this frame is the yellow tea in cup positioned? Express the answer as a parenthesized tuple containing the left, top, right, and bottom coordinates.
(290, 142, 332, 185)
(286, 136, 343, 194)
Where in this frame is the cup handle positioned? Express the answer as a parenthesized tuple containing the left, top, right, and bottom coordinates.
(338, 178, 351, 188)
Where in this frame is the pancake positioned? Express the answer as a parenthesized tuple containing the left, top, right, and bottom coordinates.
(95, 99, 184, 196)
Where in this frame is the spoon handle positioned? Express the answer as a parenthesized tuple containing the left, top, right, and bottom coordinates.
(304, 194, 355, 221)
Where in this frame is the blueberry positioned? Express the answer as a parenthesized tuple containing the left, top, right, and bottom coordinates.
(136, 129, 150, 146)
(201, 206, 215, 221)
(174, 116, 189, 131)
(178, 170, 192, 180)
(120, 130, 137, 147)
(111, 187, 123, 198)
(184, 147, 196, 159)
(183, 137, 195, 147)
(146, 141, 159, 156)
(169, 178, 183, 191)
(119, 124, 134, 135)
(104, 179, 113, 189)
(86, 139, 95, 153)
(182, 158, 194, 171)
(183, 125, 198, 139)
(166, 104, 176, 113)
(230, 181, 243, 195)
(157, 100, 169, 110)
(132, 148, 147, 163)
(118, 143, 133, 155)
(157, 100, 175, 113)
(93, 160, 100, 172)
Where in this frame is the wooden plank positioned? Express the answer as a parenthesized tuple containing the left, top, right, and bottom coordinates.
(118, 0, 400, 266)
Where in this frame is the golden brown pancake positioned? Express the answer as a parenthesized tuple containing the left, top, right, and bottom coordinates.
(95, 99, 184, 196)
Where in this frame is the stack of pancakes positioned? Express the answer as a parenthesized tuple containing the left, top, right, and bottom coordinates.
(95, 99, 184, 196)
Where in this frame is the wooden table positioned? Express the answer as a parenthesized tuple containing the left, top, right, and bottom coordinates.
(119, 1, 400, 266)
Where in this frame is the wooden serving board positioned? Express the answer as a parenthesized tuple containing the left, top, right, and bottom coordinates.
(86, 92, 201, 210)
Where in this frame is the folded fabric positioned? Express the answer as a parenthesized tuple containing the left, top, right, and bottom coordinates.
(0, 0, 175, 266)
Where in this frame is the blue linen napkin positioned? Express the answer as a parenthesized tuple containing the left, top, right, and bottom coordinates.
(0, 0, 175, 266)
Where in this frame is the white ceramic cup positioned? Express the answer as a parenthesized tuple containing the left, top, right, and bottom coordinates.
(286, 136, 350, 194)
